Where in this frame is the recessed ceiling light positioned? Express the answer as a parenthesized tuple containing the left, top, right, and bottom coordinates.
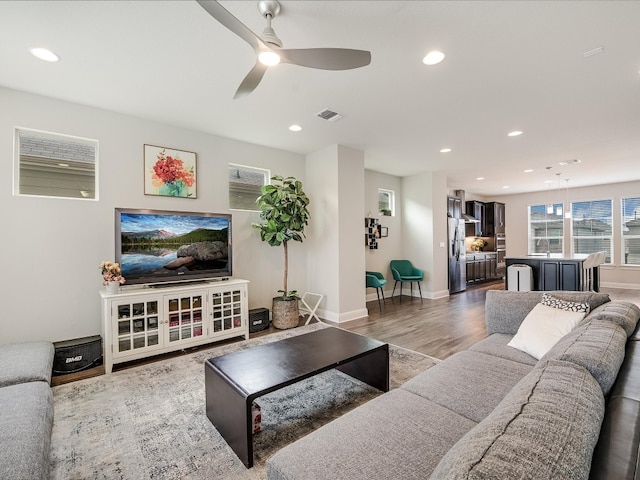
(544, 180, 553, 184)
(523, 169, 534, 173)
(507, 130, 523, 137)
(583, 46, 604, 58)
(476, 177, 485, 181)
(30, 47, 59, 63)
(558, 161, 569, 166)
(439, 148, 451, 153)
(422, 51, 445, 66)
(502, 185, 510, 189)
(288, 124, 302, 132)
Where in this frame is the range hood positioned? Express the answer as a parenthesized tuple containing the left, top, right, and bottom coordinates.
(462, 212, 479, 223)
(454, 189, 480, 223)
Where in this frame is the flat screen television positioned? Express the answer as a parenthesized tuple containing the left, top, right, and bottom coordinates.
(115, 208, 232, 286)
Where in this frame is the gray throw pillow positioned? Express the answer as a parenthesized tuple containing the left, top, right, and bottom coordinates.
(540, 319, 626, 395)
(587, 301, 640, 338)
(430, 360, 604, 480)
(0, 341, 54, 387)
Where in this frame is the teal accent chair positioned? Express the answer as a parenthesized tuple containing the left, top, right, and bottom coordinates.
(390, 260, 424, 303)
(366, 271, 387, 311)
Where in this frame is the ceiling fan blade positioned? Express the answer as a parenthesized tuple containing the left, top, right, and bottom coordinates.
(196, 0, 267, 53)
(279, 48, 371, 71)
(234, 62, 268, 99)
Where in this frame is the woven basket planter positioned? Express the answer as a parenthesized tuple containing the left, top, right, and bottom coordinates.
(272, 297, 299, 329)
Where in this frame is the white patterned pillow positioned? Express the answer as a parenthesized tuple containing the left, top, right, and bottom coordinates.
(541, 293, 590, 313)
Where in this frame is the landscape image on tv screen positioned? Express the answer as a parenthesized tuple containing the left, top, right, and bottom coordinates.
(116, 209, 231, 285)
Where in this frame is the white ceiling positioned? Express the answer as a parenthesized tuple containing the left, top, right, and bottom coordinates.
(1, 1, 639, 196)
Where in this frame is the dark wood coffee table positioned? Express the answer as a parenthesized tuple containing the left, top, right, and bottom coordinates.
(204, 327, 389, 468)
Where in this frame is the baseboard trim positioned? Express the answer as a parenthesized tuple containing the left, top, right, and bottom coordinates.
(319, 308, 369, 323)
(601, 281, 640, 291)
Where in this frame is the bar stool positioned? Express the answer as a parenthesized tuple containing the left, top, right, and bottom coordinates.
(582, 253, 598, 291)
(592, 251, 607, 291)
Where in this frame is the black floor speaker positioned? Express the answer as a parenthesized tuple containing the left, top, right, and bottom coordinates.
(53, 335, 103, 375)
(249, 308, 270, 333)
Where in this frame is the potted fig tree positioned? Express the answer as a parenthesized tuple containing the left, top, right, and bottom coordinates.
(252, 175, 311, 329)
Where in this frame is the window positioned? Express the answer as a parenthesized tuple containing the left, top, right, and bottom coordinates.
(14, 128, 98, 199)
(571, 199, 612, 263)
(528, 204, 564, 255)
(228, 164, 269, 211)
(622, 196, 640, 265)
(378, 189, 395, 216)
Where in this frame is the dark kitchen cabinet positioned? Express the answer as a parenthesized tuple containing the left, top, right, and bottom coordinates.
(465, 201, 485, 236)
(486, 254, 497, 279)
(466, 253, 499, 284)
(466, 260, 475, 283)
(504, 258, 584, 291)
(485, 202, 505, 235)
(540, 260, 581, 291)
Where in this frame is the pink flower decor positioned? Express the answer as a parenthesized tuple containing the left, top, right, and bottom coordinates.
(100, 261, 126, 285)
(151, 149, 195, 196)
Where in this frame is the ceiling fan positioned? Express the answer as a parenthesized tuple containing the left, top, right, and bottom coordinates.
(196, 0, 372, 99)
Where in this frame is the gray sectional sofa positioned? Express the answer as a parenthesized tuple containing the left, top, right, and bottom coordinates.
(267, 290, 640, 480)
(0, 341, 55, 480)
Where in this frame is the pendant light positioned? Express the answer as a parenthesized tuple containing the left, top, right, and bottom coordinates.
(564, 178, 572, 219)
(555, 173, 563, 216)
(545, 167, 553, 214)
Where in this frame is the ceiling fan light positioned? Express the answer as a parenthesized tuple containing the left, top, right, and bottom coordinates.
(258, 50, 280, 66)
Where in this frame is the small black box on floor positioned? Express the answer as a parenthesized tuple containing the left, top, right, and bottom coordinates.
(249, 308, 270, 333)
(53, 335, 103, 375)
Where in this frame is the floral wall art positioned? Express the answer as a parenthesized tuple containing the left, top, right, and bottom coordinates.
(144, 144, 196, 198)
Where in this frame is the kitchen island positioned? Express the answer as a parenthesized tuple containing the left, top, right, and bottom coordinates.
(505, 255, 597, 292)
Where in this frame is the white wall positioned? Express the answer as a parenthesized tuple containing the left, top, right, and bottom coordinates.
(494, 179, 640, 289)
(305, 145, 367, 322)
(1, 87, 306, 345)
(364, 170, 403, 293)
(401, 171, 449, 299)
(305, 146, 340, 317)
(336, 146, 367, 319)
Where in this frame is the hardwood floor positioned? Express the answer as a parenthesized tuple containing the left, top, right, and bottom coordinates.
(333, 281, 501, 360)
(333, 282, 640, 361)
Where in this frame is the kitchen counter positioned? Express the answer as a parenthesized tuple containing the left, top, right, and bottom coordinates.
(507, 254, 588, 261)
(505, 256, 596, 292)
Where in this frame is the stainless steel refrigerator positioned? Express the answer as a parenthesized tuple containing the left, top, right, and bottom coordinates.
(448, 217, 467, 293)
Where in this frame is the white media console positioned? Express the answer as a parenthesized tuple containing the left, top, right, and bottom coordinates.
(100, 278, 249, 373)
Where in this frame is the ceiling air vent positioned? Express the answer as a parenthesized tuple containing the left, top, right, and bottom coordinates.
(316, 108, 343, 122)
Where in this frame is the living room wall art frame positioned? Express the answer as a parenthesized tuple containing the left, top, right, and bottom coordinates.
(144, 144, 197, 198)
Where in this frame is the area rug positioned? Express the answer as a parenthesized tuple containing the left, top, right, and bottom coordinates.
(50, 323, 440, 480)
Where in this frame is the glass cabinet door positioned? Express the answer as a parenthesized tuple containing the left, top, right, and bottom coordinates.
(165, 292, 205, 345)
(113, 299, 162, 356)
(210, 289, 243, 334)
